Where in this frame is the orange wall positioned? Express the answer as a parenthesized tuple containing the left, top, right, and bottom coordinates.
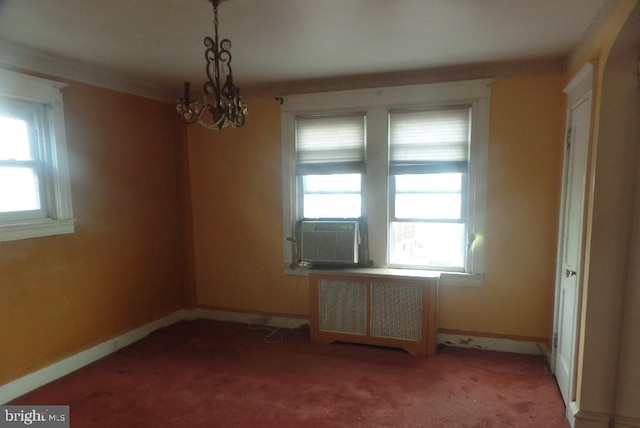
(189, 74, 566, 340)
(0, 80, 188, 385)
(187, 98, 306, 317)
(439, 74, 565, 339)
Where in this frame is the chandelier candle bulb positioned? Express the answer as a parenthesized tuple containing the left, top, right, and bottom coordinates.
(183, 81, 190, 103)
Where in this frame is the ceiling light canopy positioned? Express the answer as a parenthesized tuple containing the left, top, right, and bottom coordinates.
(176, 0, 247, 130)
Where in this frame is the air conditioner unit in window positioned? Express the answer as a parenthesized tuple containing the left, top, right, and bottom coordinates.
(300, 220, 360, 265)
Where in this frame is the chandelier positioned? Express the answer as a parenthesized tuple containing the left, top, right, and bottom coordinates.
(176, 0, 247, 130)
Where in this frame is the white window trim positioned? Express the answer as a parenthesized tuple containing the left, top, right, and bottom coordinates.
(281, 80, 491, 284)
(0, 68, 75, 242)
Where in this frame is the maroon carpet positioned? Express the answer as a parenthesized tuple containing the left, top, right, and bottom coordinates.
(11, 320, 568, 427)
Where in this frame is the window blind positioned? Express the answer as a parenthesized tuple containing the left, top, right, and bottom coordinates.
(295, 113, 365, 175)
(390, 106, 470, 174)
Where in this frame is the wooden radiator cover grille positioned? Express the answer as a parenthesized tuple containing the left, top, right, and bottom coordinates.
(318, 279, 367, 335)
(310, 272, 438, 355)
(370, 282, 422, 341)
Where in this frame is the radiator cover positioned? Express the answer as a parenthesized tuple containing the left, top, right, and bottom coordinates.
(318, 279, 367, 335)
(310, 272, 438, 355)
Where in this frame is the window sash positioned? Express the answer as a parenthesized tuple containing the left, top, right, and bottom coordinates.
(299, 173, 363, 219)
(295, 113, 366, 219)
(388, 106, 471, 268)
(0, 100, 49, 219)
(390, 172, 468, 223)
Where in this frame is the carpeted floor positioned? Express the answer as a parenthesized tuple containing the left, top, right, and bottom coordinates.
(11, 319, 568, 427)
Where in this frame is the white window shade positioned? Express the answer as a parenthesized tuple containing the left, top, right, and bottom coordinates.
(295, 113, 365, 171)
(390, 107, 470, 165)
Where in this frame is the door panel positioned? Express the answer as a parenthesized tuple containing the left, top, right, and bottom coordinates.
(555, 94, 591, 406)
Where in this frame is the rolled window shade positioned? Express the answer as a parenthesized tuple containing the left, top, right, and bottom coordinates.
(295, 113, 365, 165)
(390, 107, 470, 164)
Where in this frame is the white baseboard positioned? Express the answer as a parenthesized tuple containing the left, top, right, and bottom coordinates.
(0, 308, 308, 404)
(573, 408, 611, 428)
(190, 308, 309, 329)
(567, 400, 580, 428)
(0, 310, 187, 405)
(568, 402, 640, 428)
(438, 332, 545, 355)
(614, 415, 640, 428)
(3, 309, 554, 405)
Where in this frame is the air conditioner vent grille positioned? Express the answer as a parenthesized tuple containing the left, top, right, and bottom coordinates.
(300, 221, 359, 264)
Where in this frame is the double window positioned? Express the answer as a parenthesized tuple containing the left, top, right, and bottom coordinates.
(0, 69, 74, 241)
(282, 81, 490, 279)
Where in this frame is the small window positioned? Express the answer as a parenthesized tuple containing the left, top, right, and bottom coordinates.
(389, 107, 470, 270)
(295, 113, 365, 219)
(0, 69, 74, 242)
(0, 100, 48, 220)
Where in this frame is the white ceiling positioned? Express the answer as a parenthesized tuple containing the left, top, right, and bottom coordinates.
(0, 0, 609, 98)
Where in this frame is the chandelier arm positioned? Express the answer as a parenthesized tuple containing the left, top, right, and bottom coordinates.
(176, 100, 205, 125)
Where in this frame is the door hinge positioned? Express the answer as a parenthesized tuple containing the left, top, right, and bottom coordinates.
(553, 332, 558, 349)
(566, 128, 572, 149)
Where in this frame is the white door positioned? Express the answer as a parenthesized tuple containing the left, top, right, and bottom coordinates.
(554, 69, 592, 407)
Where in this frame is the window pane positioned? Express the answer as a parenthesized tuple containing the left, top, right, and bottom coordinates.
(303, 174, 362, 218)
(395, 194, 461, 219)
(395, 173, 461, 192)
(389, 222, 465, 268)
(0, 167, 41, 212)
(394, 173, 462, 220)
(304, 194, 361, 218)
(0, 117, 32, 160)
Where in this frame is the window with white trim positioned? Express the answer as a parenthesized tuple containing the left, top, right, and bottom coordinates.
(295, 113, 365, 219)
(281, 80, 490, 278)
(0, 69, 75, 242)
(389, 107, 470, 270)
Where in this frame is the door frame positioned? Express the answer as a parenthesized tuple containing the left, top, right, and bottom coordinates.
(551, 62, 594, 417)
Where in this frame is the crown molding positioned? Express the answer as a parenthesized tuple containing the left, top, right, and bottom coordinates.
(0, 39, 568, 102)
(568, 0, 622, 66)
(0, 41, 173, 102)
(245, 57, 567, 97)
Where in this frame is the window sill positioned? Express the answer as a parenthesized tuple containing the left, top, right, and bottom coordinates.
(0, 218, 75, 242)
(438, 272, 484, 287)
(283, 265, 483, 287)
